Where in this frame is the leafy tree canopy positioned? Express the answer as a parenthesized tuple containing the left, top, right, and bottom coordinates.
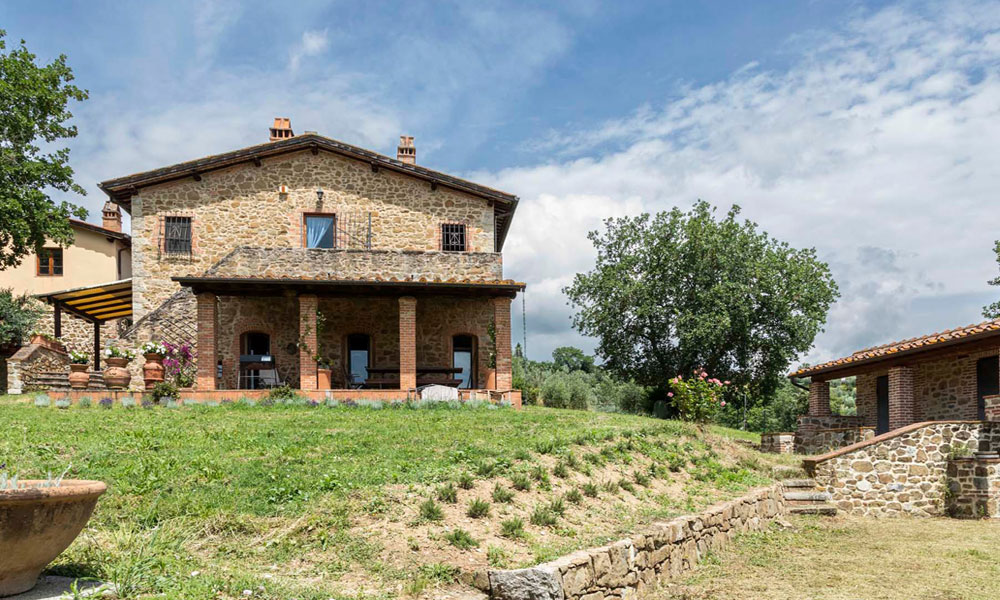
(565, 200, 839, 401)
(0, 288, 43, 353)
(551, 346, 596, 373)
(0, 30, 88, 270)
(983, 240, 1000, 319)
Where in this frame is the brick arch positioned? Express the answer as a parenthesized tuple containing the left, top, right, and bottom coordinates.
(228, 319, 278, 389)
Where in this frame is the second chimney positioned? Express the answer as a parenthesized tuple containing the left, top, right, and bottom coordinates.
(397, 135, 415, 164)
(269, 117, 294, 141)
(102, 201, 122, 233)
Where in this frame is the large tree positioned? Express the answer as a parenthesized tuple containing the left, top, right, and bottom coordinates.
(983, 240, 1000, 319)
(0, 30, 88, 269)
(565, 201, 839, 402)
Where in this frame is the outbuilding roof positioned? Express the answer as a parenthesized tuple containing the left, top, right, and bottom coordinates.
(790, 318, 1000, 379)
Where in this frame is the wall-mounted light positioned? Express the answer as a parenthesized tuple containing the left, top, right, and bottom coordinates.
(316, 187, 324, 202)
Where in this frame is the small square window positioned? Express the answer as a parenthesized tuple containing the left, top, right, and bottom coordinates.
(442, 224, 467, 252)
(304, 214, 336, 249)
(164, 216, 192, 255)
(37, 248, 63, 276)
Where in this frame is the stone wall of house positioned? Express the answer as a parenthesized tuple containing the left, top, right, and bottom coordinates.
(760, 432, 795, 453)
(32, 311, 125, 362)
(217, 295, 301, 389)
(947, 455, 1000, 518)
(807, 421, 999, 517)
(203, 247, 503, 282)
(6, 343, 70, 394)
(487, 485, 785, 600)
(795, 415, 865, 453)
(131, 150, 501, 320)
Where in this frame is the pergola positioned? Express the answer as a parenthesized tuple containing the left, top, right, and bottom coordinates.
(35, 279, 132, 369)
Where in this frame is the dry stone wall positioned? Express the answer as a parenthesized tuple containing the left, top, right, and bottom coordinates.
(760, 433, 795, 453)
(6, 344, 70, 394)
(487, 486, 785, 600)
(132, 150, 500, 319)
(808, 421, 999, 517)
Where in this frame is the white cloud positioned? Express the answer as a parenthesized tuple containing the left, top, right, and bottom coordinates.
(289, 29, 330, 71)
(484, 1, 1000, 365)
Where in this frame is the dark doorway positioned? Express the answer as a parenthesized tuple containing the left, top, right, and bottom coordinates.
(976, 357, 999, 420)
(240, 332, 271, 389)
(452, 335, 476, 389)
(876, 375, 890, 435)
(347, 334, 371, 385)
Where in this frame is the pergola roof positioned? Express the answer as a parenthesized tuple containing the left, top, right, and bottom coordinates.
(35, 279, 133, 323)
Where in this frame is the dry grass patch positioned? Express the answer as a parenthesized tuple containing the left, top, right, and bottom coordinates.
(657, 514, 1000, 600)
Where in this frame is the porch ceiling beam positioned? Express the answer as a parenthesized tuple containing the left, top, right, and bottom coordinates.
(800, 335, 1000, 381)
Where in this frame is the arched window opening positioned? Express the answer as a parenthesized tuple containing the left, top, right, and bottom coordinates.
(347, 334, 371, 386)
(453, 334, 476, 389)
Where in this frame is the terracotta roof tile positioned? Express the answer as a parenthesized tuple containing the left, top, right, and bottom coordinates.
(790, 317, 1000, 378)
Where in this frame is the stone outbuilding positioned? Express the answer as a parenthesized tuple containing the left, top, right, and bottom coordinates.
(790, 319, 1000, 453)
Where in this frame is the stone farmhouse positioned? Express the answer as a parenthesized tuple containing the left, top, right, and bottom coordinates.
(14, 118, 525, 403)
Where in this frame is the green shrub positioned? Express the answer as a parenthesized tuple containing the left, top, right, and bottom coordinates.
(548, 496, 566, 516)
(540, 371, 593, 410)
(500, 518, 525, 539)
(151, 381, 178, 405)
(265, 385, 297, 403)
(492, 484, 514, 503)
(419, 499, 443, 521)
(582, 482, 599, 498)
(618, 479, 635, 494)
(437, 483, 458, 504)
(565, 488, 583, 504)
(457, 472, 475, 490)
(444, 528, 478, 550)
(530, 505, 557, 527)
(487, 546, 508, 568)
(467, 498, 491, 518)
(77, 397, 92, 408)
(552, 462, 569, 478)
(634, 471, 651, 487)
(668, 371, 729, 423)
(511, 473, 531, 491)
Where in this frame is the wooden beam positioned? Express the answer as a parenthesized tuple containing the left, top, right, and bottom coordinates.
(54, 303, 62, 338)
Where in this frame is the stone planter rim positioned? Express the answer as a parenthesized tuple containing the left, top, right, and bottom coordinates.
(0, 480, 107, 507)
(69, 363, 89, 370)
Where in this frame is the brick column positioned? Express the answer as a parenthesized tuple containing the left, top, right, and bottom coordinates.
(399, 296, 417, 390)
(298, 294, 318, 391)
(808, 380, 831, 416)
(493, 296, 513, 390)
(196, 292, 217, 391)
(888, 365, 915, 431)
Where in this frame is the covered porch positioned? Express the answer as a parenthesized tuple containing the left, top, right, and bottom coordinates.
(174, 275, 523, 401)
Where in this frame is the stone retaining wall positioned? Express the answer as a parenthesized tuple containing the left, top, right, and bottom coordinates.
(488, 485, 785, 600)
(805, 421, 1000, 517)
(796, 426, 875, 455)
(946, 455, 1000, 518)
(5, 344, 70, 394)
(760, 432, 795, 453)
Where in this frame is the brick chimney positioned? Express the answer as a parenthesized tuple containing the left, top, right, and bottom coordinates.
(101, 201, 122, 233)
(397, 135, 415, 164)
(269, 117, 294, 141)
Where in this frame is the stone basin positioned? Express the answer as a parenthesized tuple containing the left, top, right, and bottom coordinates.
(0, 480, 107, 597)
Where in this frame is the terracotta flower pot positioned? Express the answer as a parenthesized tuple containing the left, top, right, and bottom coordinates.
(0, 480, 107, 596)
(485, 368, 497, 390)
(68, 363, 90, 390)
(317, 367, 332, 389)
(143, 353, 165, 390)
(103, 356, 132, 390)
(29, 335, 65, 354)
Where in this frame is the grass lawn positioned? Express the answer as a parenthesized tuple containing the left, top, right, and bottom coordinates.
(0, 395, 780, 599)
(658, 514, 1000, 600)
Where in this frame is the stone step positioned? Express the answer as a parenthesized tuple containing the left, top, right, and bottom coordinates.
(784, 491, 830, 502)
(781, 479, 817, 489)
(788, 503, 838, 516)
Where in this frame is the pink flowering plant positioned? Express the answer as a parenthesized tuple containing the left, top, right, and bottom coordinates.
(162, 341, 195, 388)
(668, 369, 730, 423)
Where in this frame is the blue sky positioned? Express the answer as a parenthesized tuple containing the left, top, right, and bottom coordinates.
(4, 0, 1000, 367)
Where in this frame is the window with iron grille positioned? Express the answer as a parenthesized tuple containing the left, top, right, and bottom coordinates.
(441, 223, 467, 252)
(37, 248, 63, 276)
(164, 216, 192, 255)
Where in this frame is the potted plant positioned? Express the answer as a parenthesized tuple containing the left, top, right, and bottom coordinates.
(316, 354, 333, 389)
(0, 468, 107, 596)
(102, 345, 135, 390)
(67, 350, 90, 390)
(141, 341, 167, 390)
(28, 331, 65, 354)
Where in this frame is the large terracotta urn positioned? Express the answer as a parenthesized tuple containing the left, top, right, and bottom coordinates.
(103, 357, 132, 390)
(143, 353, 165, 390)
(0, 480, 107, 596)
(68, 364, 90, 390)
(317, 367, 332, 390)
